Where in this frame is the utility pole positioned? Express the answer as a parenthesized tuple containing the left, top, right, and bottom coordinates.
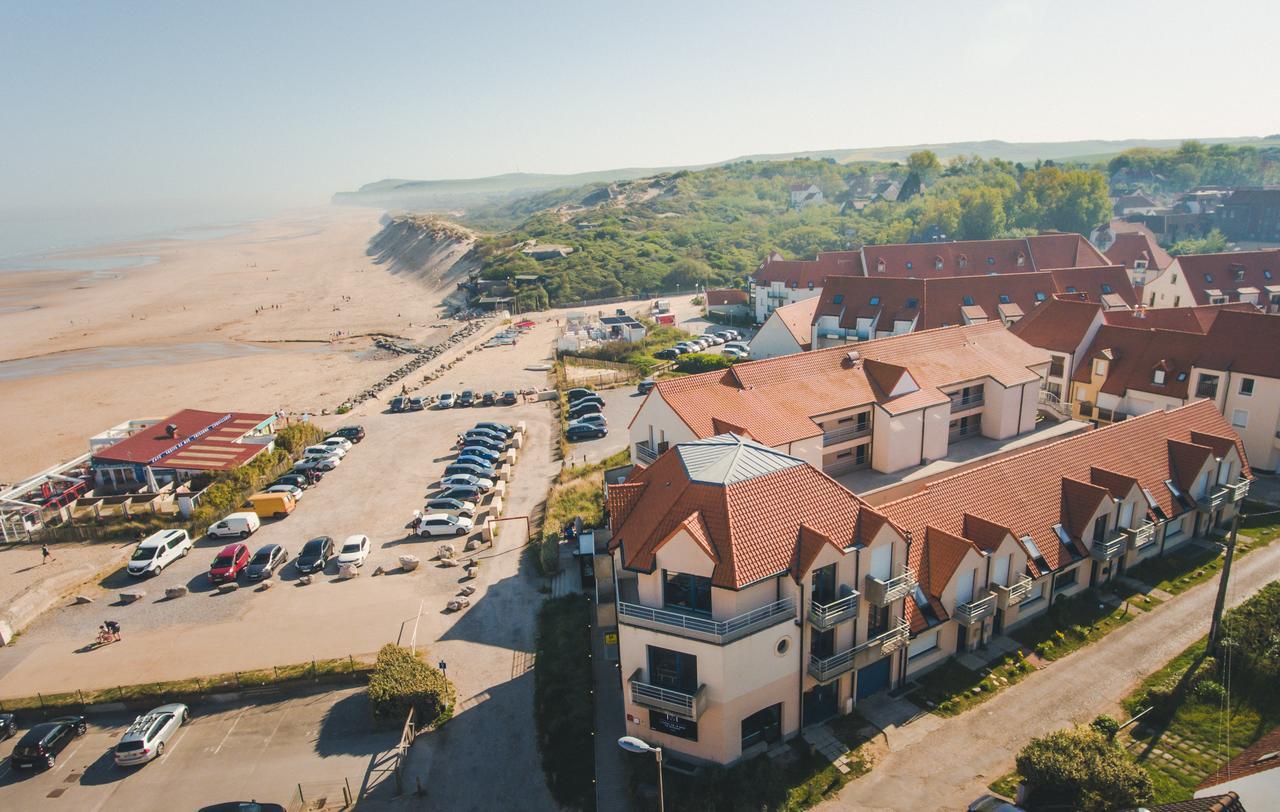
(1207, 509, 1241, 653)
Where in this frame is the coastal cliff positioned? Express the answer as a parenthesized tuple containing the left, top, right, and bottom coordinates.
(366, 214, 479, 288)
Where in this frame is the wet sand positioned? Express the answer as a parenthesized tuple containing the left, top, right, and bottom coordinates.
(0, 207, 459, 482)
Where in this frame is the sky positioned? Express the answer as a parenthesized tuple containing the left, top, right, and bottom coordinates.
(1, 0, 1278, 250)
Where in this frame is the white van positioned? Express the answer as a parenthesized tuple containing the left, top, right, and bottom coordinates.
(206, 511, 261, 540)
(127, 529, 194, 577)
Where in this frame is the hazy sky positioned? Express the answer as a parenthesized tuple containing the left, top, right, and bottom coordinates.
(2, 0, 1278, 218)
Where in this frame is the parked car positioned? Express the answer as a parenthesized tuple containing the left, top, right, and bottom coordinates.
(408, 397, 425, 411)
(722, 346, 748, 360)
(208, 543, 251, 584)
(570, 413, 607, 428)
(333, 425, 365, 443)
(473, 421, 514, 437)
(441, 473, 495, 491)
(247, 491, 297, 519)
(444, 462, 497, 480)
(127, 529, 193, 577)
(568, 402, 603, 421)
(417, 513, 474, 537)
(389, 396, 408, 412)
(458, 445, 501, 464)
(481, 391, 497, 406)
(637, 379, 656, 394)
(10, 715, 87, 770)
(294, 456, 339, 473)
(565, 388, 595, 403)
(702, 334, 724, 345)
(724, 341, 749, 352)
(319, 437, 354, 453)
(439, 484, 485, 502)
(295, 536, 334, 574)
(461, 434, 507, 452)
(114, 703, 189, 766)
(456, 453, 501, 471)
(463, 428, 508, 446)
(457, 390, 477, 408)
(568, 394, 604, 409)
(967, 795, 1024, 812)
(244, 544, 289, 581)
(566, 422, 608, 440)
(715, 329, 740, 340)
(303, 444, 346, 460)
(425, 498, 477, 518)
(272, 473, 312, 491)
(436, 392, 455, 409)
(336, 535, 371, 567)
(653, 348, 679, 360)
(0, 713, 16, 741)
(500, 390, 518, 405)
(206, 512, 261, 540)
(264, 483, 304, 501)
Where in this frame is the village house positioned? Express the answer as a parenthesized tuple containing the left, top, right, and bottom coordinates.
(1216, 187, 1280, 243)
(703, 288, 751, 321)
(608, 401, 1250, 766)
(1101, 223, 1174, 295)
(789, 183, 825, 210)
(630, 323, 1049, 476)
(749, 297, 818, 359)
(1140, 248, 1280, 311)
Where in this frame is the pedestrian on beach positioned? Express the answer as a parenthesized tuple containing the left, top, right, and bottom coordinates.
(438, 660, 447, 674)
(41, 544, 53, 564)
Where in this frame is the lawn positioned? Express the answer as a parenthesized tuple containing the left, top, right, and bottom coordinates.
(536, 447, 629, 575)
(908, 653, 1035, 717)
(1009, 588, 1138, 662)
(1124, 516, 1280, 598)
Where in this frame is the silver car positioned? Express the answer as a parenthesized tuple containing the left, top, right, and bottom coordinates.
(114, 703, 189, 766)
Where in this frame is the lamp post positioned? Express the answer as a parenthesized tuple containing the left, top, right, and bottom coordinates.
(618, 735, 664, 812)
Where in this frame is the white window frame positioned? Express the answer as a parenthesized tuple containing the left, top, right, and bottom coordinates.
(907, 630, 939, 659)
(1232, 409, 1248, 429)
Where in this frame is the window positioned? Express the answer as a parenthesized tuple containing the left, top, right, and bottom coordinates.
(1093, 359, 1107, 377)
(1035, 291, 1047, 302)
(1153, 369, 1166, 385)
(1101, 284, 1114, 294)
(1196, 374, 1220, 399)
(906, 298, 918, 309)
(1049, 355, 1065, 378)
(833, 294, 844, 305)
(807, 281, 814, 290)
(987, 257, 996, 265)
(1204, 273, 1214, 283)
(1066, 286, 1078, 293)
(1134, 260, 1147, 270)
(934, 257, 943, 270)
(1234, 268, 1246, 281)
(907, 631, 939, 659)
(1092, 515, 1109, 543)
(1054, 568, 1078, 591)
(663, 571, 712, 615)
(1177, 372, 1187, 381)
(999, 294, 1011, 304)
(1264, 270, 1273, 280)
(868, 296, 879, 305)
(876, 259, 885, 273)
(958, 256, 968, 269)
(905, 261, 913, 270)
(740, 704, 783, 751)
(1016, 253, 1026, 267)
(963, 296, 975, 306)
(1232, 409, 1249, 428)
(1240, 378, 1255, 396)
(1173, 295, 1181, 307)
(1022, 580, 1045, 604)
(1171, 273, 1178, 284)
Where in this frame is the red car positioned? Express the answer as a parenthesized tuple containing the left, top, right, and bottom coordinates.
(208, 543, 250, 584)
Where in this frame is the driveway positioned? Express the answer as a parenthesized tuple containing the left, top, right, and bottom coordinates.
(820, 541, 1280, 811)
(565, 386, 638, 466)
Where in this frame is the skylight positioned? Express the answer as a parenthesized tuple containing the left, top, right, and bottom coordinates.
(987, 257, 996, 265)
(999, 294, 1011, 304)
(906, 298, 918, 309)
(868, 296, 879, 306)
(1101, 284, 1114, 294)
(1021, 534, 1049, 572)
(1265, 270, 1273, 280)
(1035, 292, 1047, 301)
(963, 296, 975, 306)
(1066, 286, 1077, 293)
(1052, 523, 1071, 546)
(1204, 273, 1214, 283)
(833, 294, 844, 304)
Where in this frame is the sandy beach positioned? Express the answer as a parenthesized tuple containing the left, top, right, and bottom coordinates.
(0, 207, 464, 482)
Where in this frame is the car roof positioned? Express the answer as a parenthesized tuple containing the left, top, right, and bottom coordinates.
(254, 544, 280, 555)
(342, 534, 367, 544)
(217, 543, 245, 555)
(423, 513, 461, 522)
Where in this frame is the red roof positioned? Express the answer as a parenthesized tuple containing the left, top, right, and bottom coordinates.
(766, 297, 818, 350)
(1103, 303, 1254, 333)
(1196, 309, 1280, 379)
(705, 288, 748, 307)
(754, 251, 860, 288)
(93, 409, 275, 471)
(1196, 725, 1280, 790)
(1071, 324, 1207, 398)
(1105, 229, 1174, 272)
(1009, 297, 1102, 353)
(1173, 249, 1280, 305)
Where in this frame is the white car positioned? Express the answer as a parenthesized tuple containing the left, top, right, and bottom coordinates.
(570, 413, 607, 428)
(320, 436, 354, 452)
(127, 529, 194, 577)
(722, 346, 748, 359)
(702, 334, 724, 345)
(114, 703, 189, 766)
(294, 456, 339, 472)
(265, 483, 304, 500)
(336, 534, 371, 567)
(441, 473, 495, 491)
(418, 513, 474, 537)
(206, 512, 261, 540)
(303, 444, 346, 460)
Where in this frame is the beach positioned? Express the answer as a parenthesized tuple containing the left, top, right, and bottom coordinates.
(0, 207, 463, 483)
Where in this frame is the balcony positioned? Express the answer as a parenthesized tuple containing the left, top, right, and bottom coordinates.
(954, 592, 996, 626)
(634, 441, 658, 465)
(992, 575, 1032, 609)
(948, 393, 986, 411)
(1196, 482, 1241, 513)
(1090, 530, 1126, 561)
(808, 592, 860, 631)
(822, 423, 871, 447)
(1122, 522, 1156, 551)
(807, 620, 910, 683)
(617, 598, 795, 646)
(628, 670, 708, 721)
(1228, 479, 1251, 502)
(864, 568, 917, 607)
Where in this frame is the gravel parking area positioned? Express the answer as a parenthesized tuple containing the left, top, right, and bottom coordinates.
(564, 386, 636, 465)
(0, 687, 399, 811)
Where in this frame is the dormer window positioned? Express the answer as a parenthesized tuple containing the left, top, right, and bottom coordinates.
(876, 258, 886, 273)
(999, 294, 1011, 304)
(790, 281, 798, 288)
(905, 261, 913, 270)
(1035, 292, 1047, 302)
(1016, 253, 1026, 267)
(958, 255, 968, 269)
(1101, 284, 1113, 294)
(963, 296, 975, 306)
(1134, 260, 1147, 270)
(1153, 369, 1166, 385)
(807, 281, 814, 290)
(1234, 268, 1246, 281)
(1066, 286, 1078, 293)
(934, 257, 944, 270)
(833, 294, 844, 304)
(869, 296, 880, 306)
(987, 257, 996, 265)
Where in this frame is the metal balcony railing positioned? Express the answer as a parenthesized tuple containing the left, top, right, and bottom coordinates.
(864, 568, 916, 606)
(1228, 479, 1251, 502)
(992, 575, 1032, 609)
(1123, 522, 1156, 551)
(822, 424, 871, 446)
(1090, 530, 1126, 561)
(1197, 486, 1230, 513)
(807, 620, 910, 683)
(948, 393, 985, 410)
(808, 592, 859, 630)
(628, 670, 708, 721)
(617, 598, 795, 646)
(634, 442, 658, 465)
(954, 592, 996, 626)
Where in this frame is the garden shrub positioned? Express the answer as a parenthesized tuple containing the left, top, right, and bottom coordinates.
(367, 644, 456, 726)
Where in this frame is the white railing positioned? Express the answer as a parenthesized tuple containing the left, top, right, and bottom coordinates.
(864, 568, 917, 606)
(954, 592, 996, 626)
(809, 592, 860, 630)
(628, 670, 708, 721)
(993, 575, 1032, 608)
(618, 598, 795, 645)
(1123, 522, 1156, 551)
(807, 620, 910, 683)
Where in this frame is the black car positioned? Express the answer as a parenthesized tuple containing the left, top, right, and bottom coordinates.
(0, 712, 15, 741)
(10, 715, 87, 770)
(439, 484, 484, 502)
(457, 390, 476, 407)
(245, 544, 289, 581)
(463, 428, 508, 446)
(568, 402, 603, 420)
(566, 423, 607, 440)
(500, 390, 518, 405)
(569, 395, 604, 409)
(461, 434, 507, 453)
(294, 536, 334, 574)
(654, 348, 679, 360)
(472, 421, 514, 438)
(334, 425, 365, 443)
(444, 462, 497, 480)
(273, 474, 311, 491)
(481, 391, 497, 406)
(565, 388, 595, 403)
(637, 379, 656, 394)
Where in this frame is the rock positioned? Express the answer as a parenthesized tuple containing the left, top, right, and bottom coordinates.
(339, 563, 360, 579)
(217, 583, 238, 593)
(74, 595, 94, 605)
(258, 579, 274, 590)
(399, 555, 420, 572)
(373, 565, 386, 576)
(297, 574, 313, 586)
(464, 538, 479, 552)
(164, 586, 188, 599)
(439, 558, 460, 568)
(120, 590, 146, 603)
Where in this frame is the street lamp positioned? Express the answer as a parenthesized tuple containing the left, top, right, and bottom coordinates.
(618, 735, 664, 812)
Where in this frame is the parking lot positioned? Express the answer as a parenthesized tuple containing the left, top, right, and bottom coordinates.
(0, 687, 399, 811)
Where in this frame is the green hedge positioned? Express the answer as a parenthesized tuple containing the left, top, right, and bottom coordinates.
(275, 422, 327, 455)
(674, 352, 735, 374)
(534, 596, 595, 811)
(1016, 726, 1152, 811)
(367, 644, 456, 727)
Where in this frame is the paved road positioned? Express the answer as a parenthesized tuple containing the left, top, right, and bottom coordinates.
(820, 541, 1280, 812)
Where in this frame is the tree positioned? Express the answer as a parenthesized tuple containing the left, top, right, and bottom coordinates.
(898, 171, 923, 202)
(1168, 228, 1228, 256)
(1016, 726, 1152, 811)
(907, 150, 942, 182)
(274, 422, 326, 456)
(957, 187, 1008, 240)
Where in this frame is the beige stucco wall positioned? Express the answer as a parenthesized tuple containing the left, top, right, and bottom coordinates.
(921, 403, 951, 462)
(630, 391, 699, 461)
(872, 406, 924, 473)
(1217, 373, 1280, 472)
(749, 311, 806, 359)
(1144, 260, 1196, 308)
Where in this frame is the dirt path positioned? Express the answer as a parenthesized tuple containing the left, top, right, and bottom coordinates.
(820, 541, 1280, 811)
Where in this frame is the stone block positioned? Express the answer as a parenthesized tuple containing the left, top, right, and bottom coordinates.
(164, 586, 188, 599)
(120, 591, 146, 603)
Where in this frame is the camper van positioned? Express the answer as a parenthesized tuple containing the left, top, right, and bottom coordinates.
(206, 511, 261, 540)
(247, 491, 297, 520)
(127, 529, 194, 577)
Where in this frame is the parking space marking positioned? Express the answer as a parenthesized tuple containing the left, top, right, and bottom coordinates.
(212, 708, 247, 755)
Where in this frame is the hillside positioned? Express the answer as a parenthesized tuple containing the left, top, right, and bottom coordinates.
(364, 214, 480, 291)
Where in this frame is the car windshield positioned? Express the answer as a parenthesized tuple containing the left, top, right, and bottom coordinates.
(250, 551, 273, 565)
(341, 542, 362, 553)
(301, 540, 323, 556)
(131, 547, 156, 561)
(213, 555, 235, 568)
(115, 740, 146, 752)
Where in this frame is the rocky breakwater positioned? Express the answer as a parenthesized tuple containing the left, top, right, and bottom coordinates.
(338, 317, 490, 410)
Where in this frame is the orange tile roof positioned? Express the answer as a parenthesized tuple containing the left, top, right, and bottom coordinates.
(1103, 303, 1254, 334)
(1196, 309, 1280, 379)
(1071, 324, 1207, 398)
(706, 288, 748, 307)
(767, 296, 819, 349)
(1047, 266, 1139, 306)
(1009, 296, 1103, 353)
(648, 323, 1048, 446)
(880, 402, 1249, 584)
(1174, 249, 1280, 305)
(1105, 229, 1174, 271)
(1196, 725, 1280, 790)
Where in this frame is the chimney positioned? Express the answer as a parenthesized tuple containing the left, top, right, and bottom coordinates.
(842, 351, 862, 368)
(166, 424, 179, 439)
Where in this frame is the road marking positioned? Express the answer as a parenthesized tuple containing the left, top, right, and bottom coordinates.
(212, 708, 247, 755)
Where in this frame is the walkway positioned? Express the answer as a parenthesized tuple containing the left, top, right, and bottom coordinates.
(819, 540, 1280, 812)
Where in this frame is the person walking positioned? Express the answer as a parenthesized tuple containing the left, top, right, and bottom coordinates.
(41, 544, 53, 564)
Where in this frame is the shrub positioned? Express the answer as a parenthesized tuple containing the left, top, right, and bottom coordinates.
(1192, 679, 1226, 703)
(674, 352, 735, 374)
(1017, 726, 1152, 811)
(367, 644, 456, 726)
(1090, 714, 1120, 739)
(275, 422, 326, 457)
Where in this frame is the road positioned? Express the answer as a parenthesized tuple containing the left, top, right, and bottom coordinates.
(820, 540, 1280, 811)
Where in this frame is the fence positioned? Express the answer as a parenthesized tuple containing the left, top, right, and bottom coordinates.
(555, 287, 689, 310)
(290, 778, 355, 811)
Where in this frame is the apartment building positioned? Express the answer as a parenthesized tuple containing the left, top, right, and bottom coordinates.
(608, 434, 914, 765)
(880, 400, 1251, 675)
(1102, 225, 1174, 294)
(609, 403, 1250, 766)
(749, 297, 817, 359)
(808, 266, 1135, 348)
(1067, 310, 1280, 471)
(1144, 248, 1280, 311)
(748, 233, 1108, 324)
(630, 323, 1049, 476)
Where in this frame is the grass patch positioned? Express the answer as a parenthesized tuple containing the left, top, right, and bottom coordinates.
(0, 656, 372, 712)
(1125, 545, 1224, 596)
(537, 447, 629, 576)
(1009, 589, 1136, 662)
(989, 771, 1022, 800)
(533, 595, 595, 811)
(909, 652, 1035, 717)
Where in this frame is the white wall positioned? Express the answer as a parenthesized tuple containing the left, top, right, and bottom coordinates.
(750, 311, 806, 359)
(630, 392, 699, 461)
